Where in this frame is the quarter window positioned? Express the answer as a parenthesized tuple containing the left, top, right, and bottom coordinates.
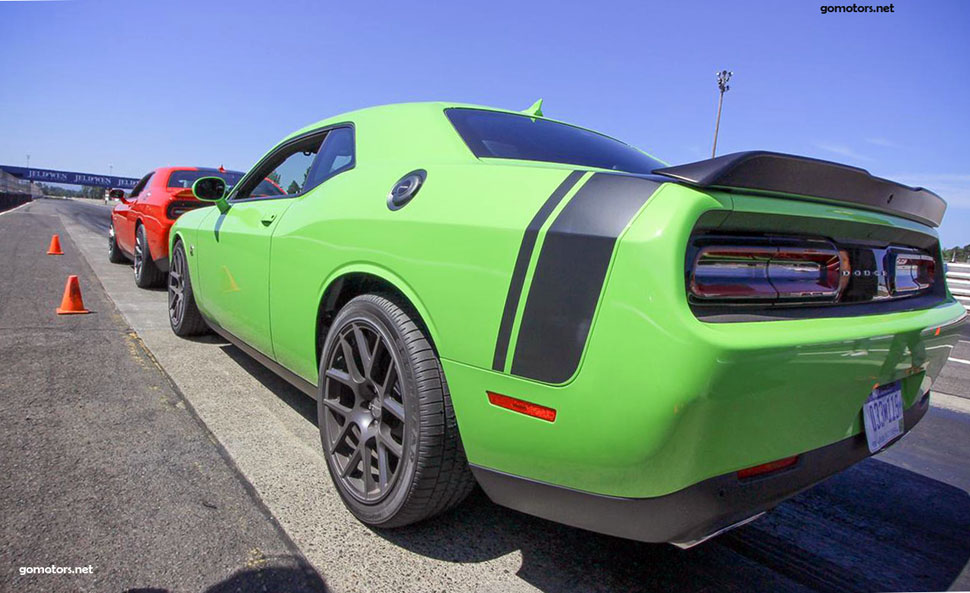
(130, 173, 154, 198)
(304, 127, 355, 189)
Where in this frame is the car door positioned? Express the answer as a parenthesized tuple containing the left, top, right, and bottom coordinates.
(195, 131, 329, 358)
(116, 172, 153, 253)
(268, 126, 356, 379)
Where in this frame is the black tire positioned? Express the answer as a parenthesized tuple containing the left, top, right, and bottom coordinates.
(107, 222, 127, 264)
(318, 294, 475, 528)
(133, 223, 165, 288)
(168, 240, 209, 336)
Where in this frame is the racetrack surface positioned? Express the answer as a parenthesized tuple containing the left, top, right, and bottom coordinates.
(5, 197, 970, 592)
(0, 200, 325, 592)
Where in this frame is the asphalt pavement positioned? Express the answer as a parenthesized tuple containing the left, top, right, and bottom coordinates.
(934, 322, 970, 399)
(4, 197, 970, 592)
(0, 199, 326, 592)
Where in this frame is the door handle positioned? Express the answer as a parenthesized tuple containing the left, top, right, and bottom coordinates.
(260, 214, 276, 226)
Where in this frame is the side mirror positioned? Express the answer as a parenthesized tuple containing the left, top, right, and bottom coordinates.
(192, 176, 227, 202)
(108, 188, 127, 203)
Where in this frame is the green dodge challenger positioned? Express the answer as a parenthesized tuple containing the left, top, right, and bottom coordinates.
(168, 101, 966, 547)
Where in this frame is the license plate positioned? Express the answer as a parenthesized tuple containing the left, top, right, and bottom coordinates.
(863, 382, 904, 453)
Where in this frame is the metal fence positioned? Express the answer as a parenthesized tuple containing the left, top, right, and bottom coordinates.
(0, 192, 31, 212)
(947, 262, 970, 309)
(0, 171, 32, 212)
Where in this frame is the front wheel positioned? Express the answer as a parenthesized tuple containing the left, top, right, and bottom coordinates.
(168, 240, 209, 336)
(318, 294, 475, 528)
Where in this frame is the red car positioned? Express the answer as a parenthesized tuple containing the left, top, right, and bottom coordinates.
(108, 166, 282, 287)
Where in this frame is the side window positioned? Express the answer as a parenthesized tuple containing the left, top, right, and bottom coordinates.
(129, 173, 153, 198)
(244, 137, 324, 200)
(304, 127, 355, 190)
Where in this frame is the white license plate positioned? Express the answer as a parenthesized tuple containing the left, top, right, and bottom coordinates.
(863, 382, 904, 453)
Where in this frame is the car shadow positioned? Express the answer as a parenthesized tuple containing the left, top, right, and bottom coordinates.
(203, 346, 970, 592)
(121, 555, 328, 592)
(219, 343, 317, 424)
(378, 459, 970, 592)
(179, 332, 230, 345)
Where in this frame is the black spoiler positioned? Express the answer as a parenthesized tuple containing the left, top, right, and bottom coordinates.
(653, 151, 946, 228)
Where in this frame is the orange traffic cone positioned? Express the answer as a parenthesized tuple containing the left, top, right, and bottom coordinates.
(56, 275, 90, 315)
(47, 234, 63, 255)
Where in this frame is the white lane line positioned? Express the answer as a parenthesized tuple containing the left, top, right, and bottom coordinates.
(0, 202, 31, 217)
(932, 392, 970, 415)
(948, 357, 970, 365)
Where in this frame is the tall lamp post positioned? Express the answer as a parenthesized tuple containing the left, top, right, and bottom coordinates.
(712, 70, 732, 158)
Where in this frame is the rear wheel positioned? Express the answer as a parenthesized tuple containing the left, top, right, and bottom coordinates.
(107, 223, 126, 264)
(168, 240, 209, 336)
(134, 224, 165, 288)
(318, 294, 475, 528)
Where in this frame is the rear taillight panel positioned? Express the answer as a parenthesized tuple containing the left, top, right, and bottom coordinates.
(166, 200, 207, 220)
(691, 242, 848, 303)
(687, 234, 938, 309)
(890, 252, 935, 295)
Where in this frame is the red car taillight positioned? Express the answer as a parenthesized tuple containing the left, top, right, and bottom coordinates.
(690, 243, 849, 303)
(891, 253, 935, 294)
(166, 200, 205, 220)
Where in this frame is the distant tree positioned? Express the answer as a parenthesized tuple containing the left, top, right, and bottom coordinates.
(269, 172, 281, 184)
(943, 244, 970, 263)
(287, 180, 301, 194)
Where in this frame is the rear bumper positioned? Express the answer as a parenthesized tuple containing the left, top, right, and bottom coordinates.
(472, 391, 930, 545)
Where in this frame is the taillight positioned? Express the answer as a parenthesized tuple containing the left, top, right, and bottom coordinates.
(166, 200, 204, 220)
(690, 242, 848, 303)
(891, 253, 935, 294)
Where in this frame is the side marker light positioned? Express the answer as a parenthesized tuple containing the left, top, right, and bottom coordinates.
(486, 392, 556, 422)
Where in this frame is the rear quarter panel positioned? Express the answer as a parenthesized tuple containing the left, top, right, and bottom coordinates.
(450, 183, 965, 497)
(268, 161, 584, 383)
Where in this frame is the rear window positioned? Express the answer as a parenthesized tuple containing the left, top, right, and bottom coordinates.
(446, 108, 664, 174)
(167, 170, 244, 189)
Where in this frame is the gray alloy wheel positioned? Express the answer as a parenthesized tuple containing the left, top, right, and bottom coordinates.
(318, 294, 475, 528)
(107, 223, 127, 263)
(133, 224, 164, 288)
(322, 316, 407, 503)
(168, 240, 208, 336)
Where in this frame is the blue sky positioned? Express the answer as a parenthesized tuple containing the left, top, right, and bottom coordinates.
(1, 0, 967, 246)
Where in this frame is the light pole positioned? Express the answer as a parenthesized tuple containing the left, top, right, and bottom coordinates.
(712, 70, 732, 158)
(26, 153, 30, 169)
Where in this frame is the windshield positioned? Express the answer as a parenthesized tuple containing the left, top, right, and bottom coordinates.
(446, 108, 664, 174)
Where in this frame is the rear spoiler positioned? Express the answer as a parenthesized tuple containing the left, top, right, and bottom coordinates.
(653, 151, 946, 228)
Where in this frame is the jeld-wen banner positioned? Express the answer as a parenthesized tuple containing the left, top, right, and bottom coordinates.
(0, 165, 140, 189)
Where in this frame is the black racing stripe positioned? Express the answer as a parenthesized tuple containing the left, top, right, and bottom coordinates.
(492, 170, 585, 371)
(510, 174, 661, 383)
